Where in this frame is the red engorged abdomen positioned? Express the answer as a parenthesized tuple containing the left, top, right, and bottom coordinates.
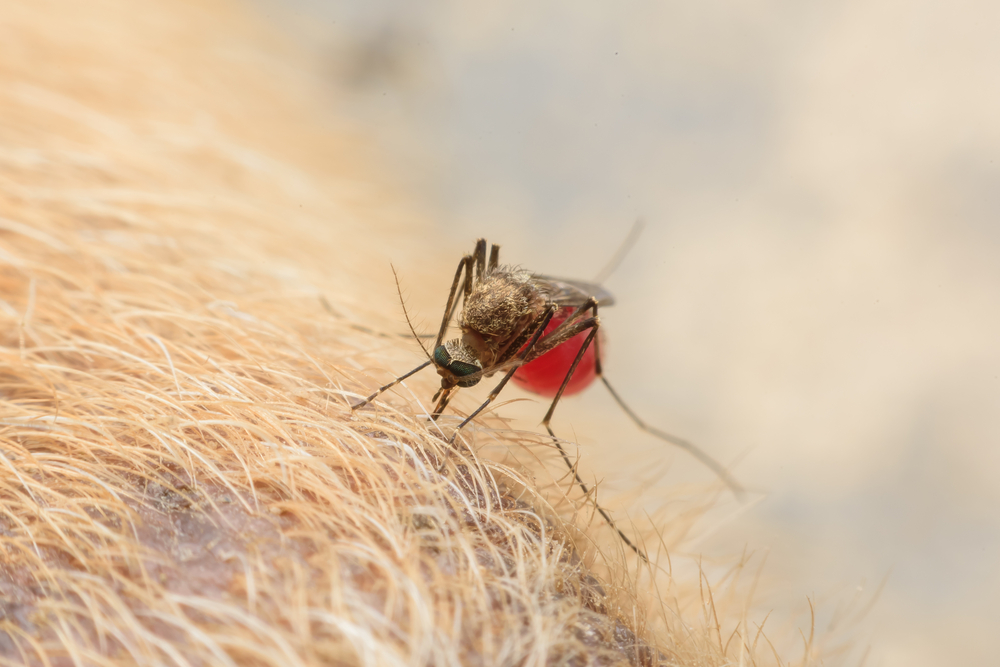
(511, 307, 604, 398)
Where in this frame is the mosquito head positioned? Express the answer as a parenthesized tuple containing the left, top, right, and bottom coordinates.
(433, 340, 483, 388)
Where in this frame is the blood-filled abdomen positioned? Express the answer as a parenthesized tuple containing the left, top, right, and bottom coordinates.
(511, 307, 604, 397)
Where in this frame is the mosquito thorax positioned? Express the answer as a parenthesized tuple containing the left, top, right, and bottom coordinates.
(433, 340, 483, 387)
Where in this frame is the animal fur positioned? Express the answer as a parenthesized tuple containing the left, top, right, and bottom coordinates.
(0, 0, 812, 665)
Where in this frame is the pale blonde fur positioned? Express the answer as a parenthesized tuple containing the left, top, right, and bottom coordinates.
(0, 1, 819, 665)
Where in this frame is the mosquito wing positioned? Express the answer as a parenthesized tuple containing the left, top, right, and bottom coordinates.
(532, 275, 616, 308)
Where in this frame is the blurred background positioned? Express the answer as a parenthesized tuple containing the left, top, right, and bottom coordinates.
(254, 1, 998, 664)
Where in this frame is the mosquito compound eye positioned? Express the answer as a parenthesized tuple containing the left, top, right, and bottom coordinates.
(434, 343, 482, 387)
(432, 345, 451, 368)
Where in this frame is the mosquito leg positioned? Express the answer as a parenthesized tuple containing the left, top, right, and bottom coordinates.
(445, 263, 472, 332)
(474, 238, 487, 282)
(534, 304, 649, 563)
(431, 386, 454, 421)
(548, 434, 648, 563)
(441, 240, 486, 339)
(488, 243, 500, 271)
(598, 376, 745, 499)
(351, 360, 434, 410)
(436, 254, 475, 349)
(447, 306, 557, 441)
(590, 318, 745, 499)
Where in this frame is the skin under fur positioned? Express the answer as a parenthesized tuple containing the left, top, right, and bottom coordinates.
(0, 0, 814, 665)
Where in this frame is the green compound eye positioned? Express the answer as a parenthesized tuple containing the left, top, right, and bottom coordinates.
(432, 345, 450, 368)
(433, 344, 482, 387)
(450, 361, 481, 387)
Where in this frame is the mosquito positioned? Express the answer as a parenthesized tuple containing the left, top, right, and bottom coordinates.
(352, 236, 744, 562)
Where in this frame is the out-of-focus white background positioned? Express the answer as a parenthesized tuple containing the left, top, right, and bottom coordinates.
(257, 1, 998, 664)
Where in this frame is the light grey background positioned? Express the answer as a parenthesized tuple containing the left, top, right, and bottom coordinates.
(258, 1, 999, 664)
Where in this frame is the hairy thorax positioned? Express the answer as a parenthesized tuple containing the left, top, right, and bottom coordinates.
(459, 269, 549, 369)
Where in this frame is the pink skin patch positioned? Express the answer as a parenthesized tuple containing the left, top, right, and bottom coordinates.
(512, 307, 604, 398)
